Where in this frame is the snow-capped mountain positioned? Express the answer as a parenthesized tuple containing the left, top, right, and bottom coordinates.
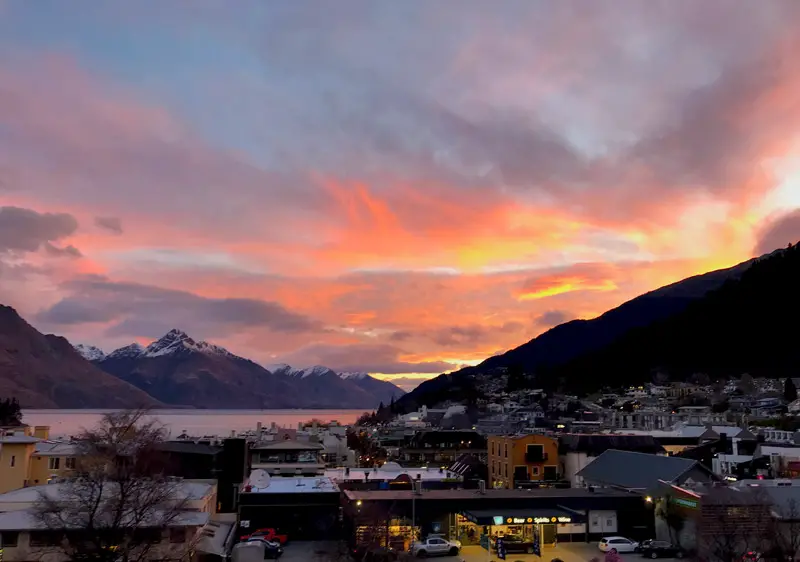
(73, 344, 106, 361)
(86, 329, 404, 409)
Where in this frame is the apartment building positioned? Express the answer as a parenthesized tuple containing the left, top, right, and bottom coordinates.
(0, 426, 77, 493)
(487, 434, 559, 489)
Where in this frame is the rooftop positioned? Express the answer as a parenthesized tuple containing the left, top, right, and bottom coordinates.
(34, 441, 80, 456)
(0, 509, 209, 531)
(343, 487, 632, 502)
(325, 464, 461, 482)
(0, 480, 215, 505)
(244, 476, 339, 494)
(252, 439, 323, 451)
(577, 449, 717, 491)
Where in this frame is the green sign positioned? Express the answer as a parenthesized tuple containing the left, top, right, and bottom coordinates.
(670, 497, 698, 509)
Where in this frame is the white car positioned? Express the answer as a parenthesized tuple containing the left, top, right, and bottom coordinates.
(411, 537, 462, 558)
(599, 536, 639, 553)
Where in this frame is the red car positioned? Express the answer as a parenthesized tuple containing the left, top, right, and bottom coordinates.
(241, 528, 289, 546)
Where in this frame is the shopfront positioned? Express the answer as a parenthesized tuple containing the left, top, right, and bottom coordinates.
(459, 508, 585, 551)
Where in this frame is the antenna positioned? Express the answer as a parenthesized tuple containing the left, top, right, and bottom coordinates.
(249, 469, 271, 489)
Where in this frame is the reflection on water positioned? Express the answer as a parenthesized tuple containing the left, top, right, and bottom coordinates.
(22, 409, 365, 438)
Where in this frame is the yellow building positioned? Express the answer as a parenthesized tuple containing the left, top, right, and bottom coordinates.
(0, 426, 77, 493)
(488, 434, 560, 489)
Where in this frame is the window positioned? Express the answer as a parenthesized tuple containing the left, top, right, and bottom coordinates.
(9, 455, 14, 467)
(169, 527, 187, 544)
(1, 531, 19, 547)
(65, 457, 77, 470)
(491, 442, 495, 455)
(504, 443, 508, 458)
(532, 466, 540, 476)
(504, 463, 508, 478)
(48, 457, 61, 470)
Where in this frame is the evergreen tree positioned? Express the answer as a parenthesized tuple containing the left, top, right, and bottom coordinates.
(785, 377, 798, 402)
(0, 397, 22, 426)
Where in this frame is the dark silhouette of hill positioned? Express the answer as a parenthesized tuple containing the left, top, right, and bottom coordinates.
(553, 242, 800, 393)
(396, 248, 786, 410)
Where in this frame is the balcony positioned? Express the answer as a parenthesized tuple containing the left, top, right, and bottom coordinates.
(525, 451, 548, 463)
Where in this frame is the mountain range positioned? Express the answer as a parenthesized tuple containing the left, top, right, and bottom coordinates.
(394, 242, 800, 412)
(0, 311, 403, 408)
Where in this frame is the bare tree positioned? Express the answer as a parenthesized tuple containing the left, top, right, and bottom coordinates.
(655, 493, 687, 547)
(763, 497, 800, 562)
(698, 487, 775, 562)
(32, 409, 197, 562)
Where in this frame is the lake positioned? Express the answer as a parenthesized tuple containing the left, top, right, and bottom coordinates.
(21, 409, 365, 438)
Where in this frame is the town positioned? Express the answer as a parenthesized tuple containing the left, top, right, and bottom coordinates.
(1, 375, 800, 562)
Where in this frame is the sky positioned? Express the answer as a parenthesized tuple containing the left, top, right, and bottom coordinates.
(2, 1, 800, 392)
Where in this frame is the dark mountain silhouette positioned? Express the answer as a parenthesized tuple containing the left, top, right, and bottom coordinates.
(554, 242, 800, 392)
(396, 247, 790, 410)
(0, 305, 160, 408)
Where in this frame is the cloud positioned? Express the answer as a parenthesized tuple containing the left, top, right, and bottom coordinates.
(755, 209, 800, 254)
(36, 275, 319, 339)
(0, 206, 78, 255)
(536, 310, 570, 327)
(94, 216, 123, 234)
(276, 342, 458, 375)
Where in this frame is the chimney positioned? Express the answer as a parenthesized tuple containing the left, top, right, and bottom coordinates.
(345, 467, 350, 476)
(478, 480, 486, 494)
(256, 422, 262, 434)
(413, 480, 423, 495)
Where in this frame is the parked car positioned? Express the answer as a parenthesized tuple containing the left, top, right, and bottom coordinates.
(639, 541, 685, 559)
(410, 537, 462, 558)
(635, 539, 655, 552)
(241, 528, 289, 545)
(499, 535, 538, 554)
(599, 537, 640, 553)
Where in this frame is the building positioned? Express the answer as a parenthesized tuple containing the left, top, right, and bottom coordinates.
(0, 480, 218, 562)
(576, 449, 718, 492)
(487, 435, 559, 489)
(250, 439, 325, 476)
(342, 486, 654, 552)
(238, 475, 341, 541)
(558, 434, 665, 488)
(325, 463, 462, 490)
(0, 426, 78, 493)
(400, 430, 486, 466)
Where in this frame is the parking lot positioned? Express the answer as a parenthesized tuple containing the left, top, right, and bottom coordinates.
(272, 541, 682, 561)
(436, 544, 681, 562)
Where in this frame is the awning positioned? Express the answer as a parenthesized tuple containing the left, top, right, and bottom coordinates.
(461, 506, 585, 526)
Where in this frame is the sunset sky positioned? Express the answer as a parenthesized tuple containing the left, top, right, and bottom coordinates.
(2, 2, 800, 391)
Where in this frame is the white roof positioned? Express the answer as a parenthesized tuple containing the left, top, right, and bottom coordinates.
(245, 476, 339, 494)
(0, 509, 209, 531)
(0, 480, 214, 505)
(0, 435, 40, 444)
(197, 520, 235, 556)
(325, 466, 461, 482)
(34, 442, 80, 456)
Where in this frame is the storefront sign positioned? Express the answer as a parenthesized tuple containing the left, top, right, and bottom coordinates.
(670, 497, 699, 509)
(501, 515, 572, 524)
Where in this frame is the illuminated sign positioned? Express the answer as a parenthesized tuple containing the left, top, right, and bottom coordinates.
(500, 515, 572, 525)
(670, 497, 698, 509)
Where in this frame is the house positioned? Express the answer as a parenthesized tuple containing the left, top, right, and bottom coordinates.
(576, 449, 718, 492)
(0, 480, 218, 562)
(559, 434, 666, 488)
(250, 439, 325, 476)
(487, 434, 559, 489)
(0, 426, 78, 493)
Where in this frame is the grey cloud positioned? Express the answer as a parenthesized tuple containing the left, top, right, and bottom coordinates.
(431, 321, 523, 347)
(0, 206, 78, 254)
(277, 342, 457, 375)
(755, 210, 800, 254)
(536, 310, 570, 327)
(94, 216, 123, 234)
(43, 243, 82, 258)
(36, 275, 319, 338)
